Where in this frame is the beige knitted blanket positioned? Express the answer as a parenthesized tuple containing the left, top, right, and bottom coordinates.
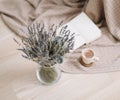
(0, 0, 120, 73)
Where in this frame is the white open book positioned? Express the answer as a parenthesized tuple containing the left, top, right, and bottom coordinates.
(57, 12, 102, 50)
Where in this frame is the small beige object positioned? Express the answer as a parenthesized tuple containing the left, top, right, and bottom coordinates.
(80, 48, 99, 66)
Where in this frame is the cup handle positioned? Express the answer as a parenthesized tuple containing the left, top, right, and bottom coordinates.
(93, 57, 99, 61)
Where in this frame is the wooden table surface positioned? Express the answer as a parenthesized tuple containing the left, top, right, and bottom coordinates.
(0, 15, 120, 100)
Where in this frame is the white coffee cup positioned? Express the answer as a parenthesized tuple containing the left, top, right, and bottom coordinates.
(81, 48, 99, 65)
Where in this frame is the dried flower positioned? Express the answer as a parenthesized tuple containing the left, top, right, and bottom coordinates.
(14, 23, 75, 67)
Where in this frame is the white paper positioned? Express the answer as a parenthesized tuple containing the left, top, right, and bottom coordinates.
(57, 12, 102, 50)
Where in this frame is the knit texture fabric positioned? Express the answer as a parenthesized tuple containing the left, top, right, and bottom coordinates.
(0, 0, 120, 73)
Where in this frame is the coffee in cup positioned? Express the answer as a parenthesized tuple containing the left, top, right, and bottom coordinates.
(81, 48, 99, 65)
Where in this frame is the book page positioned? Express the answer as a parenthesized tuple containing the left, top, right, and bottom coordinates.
(57, 12, 101, 50)
(68, 12, 101, 43)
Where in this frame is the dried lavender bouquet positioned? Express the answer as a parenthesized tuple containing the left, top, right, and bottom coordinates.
(14, 23, 75, 85)
(15, 23, 75, 67)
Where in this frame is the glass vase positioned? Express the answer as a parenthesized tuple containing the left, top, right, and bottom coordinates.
(36, 64, 61, 85)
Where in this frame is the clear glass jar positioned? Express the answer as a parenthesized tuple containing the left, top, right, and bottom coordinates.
(36, 64, 61, 85)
